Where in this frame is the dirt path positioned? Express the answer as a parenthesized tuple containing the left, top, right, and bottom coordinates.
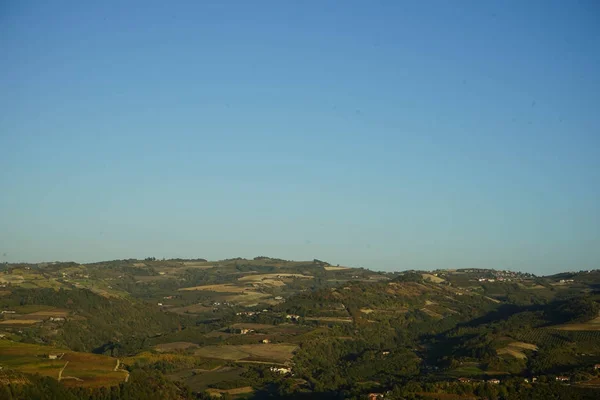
(58, 361, 69, 381)
(61, 376, 83, 382)
(115, 359, 130, 382)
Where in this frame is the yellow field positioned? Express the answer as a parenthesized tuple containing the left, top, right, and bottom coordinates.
(323, 266, 351, 271)
(0, 274, 25, 282)
(554, 324, 600, 331)
(508, 341, 538, 351)
(497, 347, 527, 359)
(230, 323, 277, 330)
(497, 341, 537, 359)
(238, 273, 312, 282)
(179, 284, 249, 292)
(304, 317, 353, 323)
(182, 262, 215, 269)
(223, 292, 273, 306)
(0, 319, 42, 325)
(0, 341, 126, 387)
(422, 274, 445, 283)
(420, 308, 443, 319)
(194, 344, 297, 363)
(27, 309, 70, 318)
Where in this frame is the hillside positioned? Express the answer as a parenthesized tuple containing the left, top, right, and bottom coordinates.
(1, 259, 599, 399)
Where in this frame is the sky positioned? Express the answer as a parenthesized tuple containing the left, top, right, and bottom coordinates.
(0, 1, 599, 274)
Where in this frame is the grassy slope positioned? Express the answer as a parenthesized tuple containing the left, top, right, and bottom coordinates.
(0, 340, 126, 387)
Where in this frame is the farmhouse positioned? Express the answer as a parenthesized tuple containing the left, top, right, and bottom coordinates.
(457, 377, 471, 383)
(286, 314, 300, 321)
(269, 367, 292, 375)
(555, 376, 569, 382)
(487, 379, 500, 384)
(47, 353, 64, 360)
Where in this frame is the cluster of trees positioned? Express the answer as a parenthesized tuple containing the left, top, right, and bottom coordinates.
(2, 288, 187, 354)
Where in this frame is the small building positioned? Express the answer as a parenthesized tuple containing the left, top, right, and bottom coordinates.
(594, 364, 600, 370)
(367, 394, 384, 400)
(487, 379, 500, 384)
(48, 353, 64, 360)
(49, 317, 65, 322)
(286, 314, 300, 321)
(382, 351, 390, 356)
(457, 377, 471, 383)
(0, 311, 15, 314)
(157, 303, 163, 306)
(269, 367, 292, 375)
(261, 339, 271, 344)
(556, 376, 569, 382)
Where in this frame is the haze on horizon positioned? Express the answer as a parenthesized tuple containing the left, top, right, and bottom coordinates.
(1, 1, 599, 274)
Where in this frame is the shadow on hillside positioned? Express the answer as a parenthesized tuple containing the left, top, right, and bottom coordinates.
(250, 387, 345, 399)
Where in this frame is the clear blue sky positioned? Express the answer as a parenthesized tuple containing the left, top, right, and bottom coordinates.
(1, 1, 599, 273)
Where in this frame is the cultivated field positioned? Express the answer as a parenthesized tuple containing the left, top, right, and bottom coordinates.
(304, 317, 353, 323)
(0, 319, 42, 326)
(155, 342, 199, 352)
(27, 309, 69, 318)
(206, 386, 254, 397)
(178, 284, 249, 292)
(554, 323, 600, 331)
(497, 342, 537, 359)
(0, 341, 126, 387)
(177, 283, 275, 305)
(238, 273, 312, 282)
(323, 266, 351, 271)
(230, 323, 278, 331)
(194, 344, 297, 364)
(422, 273, 445, 283)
